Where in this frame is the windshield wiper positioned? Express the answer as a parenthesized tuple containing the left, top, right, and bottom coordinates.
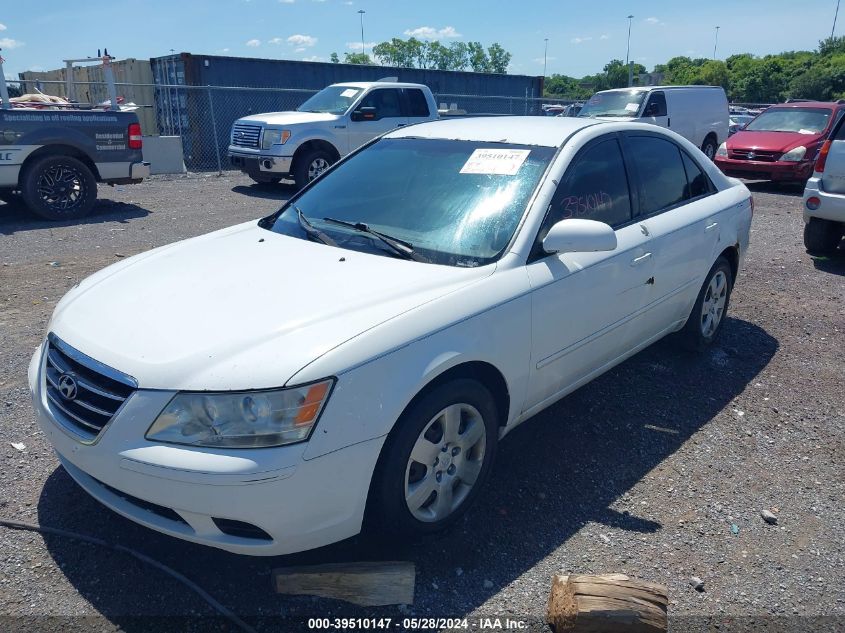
(322, 217, 429, 263)
(295, 206, 337, 247)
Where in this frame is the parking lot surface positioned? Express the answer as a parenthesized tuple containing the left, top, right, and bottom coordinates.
(1, 174, 843, 632)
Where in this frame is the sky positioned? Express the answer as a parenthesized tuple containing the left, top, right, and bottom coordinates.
(1, 0, 843, 80)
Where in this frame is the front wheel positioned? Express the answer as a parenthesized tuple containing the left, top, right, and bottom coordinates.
(21, 155, 97, 221)
(368, 379, 499, 537)
(678, 257, 733, 351)
(292, 148, 335, 191)
(804, 217, 843, 255)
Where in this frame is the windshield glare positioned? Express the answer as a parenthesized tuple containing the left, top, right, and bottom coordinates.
(578, 90, 647, 118)
(745, 107, 832, 134)
(263, 138, 556, 266)
(296, 86, 363, 114)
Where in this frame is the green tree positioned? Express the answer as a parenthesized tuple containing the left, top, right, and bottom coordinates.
(330, 52, 340, 64)
(343, 52, 373, 65)
(467, 42, 490, 72)
(487, 43, 511, 74)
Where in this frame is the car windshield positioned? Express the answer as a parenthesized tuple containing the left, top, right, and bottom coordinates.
(296, 86, 364, 114)
(744, 107, 832, 134)
(261, 138, 556, 266)
(578, 90, 647, 118)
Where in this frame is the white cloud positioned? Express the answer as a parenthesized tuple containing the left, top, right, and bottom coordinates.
(279, 0, 295, 3)
(644, 17, 666, 26)
(221, 48, 230, 53)
(0, 23, 6, 31)
(570, 36, 592, 44)
(268, 37, 284, 45)
(302, 55, 324, 62)
(600, 34, 610, 40)
(533, 56, 556, 64)
(245, 39, 261, 47)
(287, 34, 317, 47)
(403, 25, 462, 40)
(346, 41, 377, 52)
(0, 38, 23, 49)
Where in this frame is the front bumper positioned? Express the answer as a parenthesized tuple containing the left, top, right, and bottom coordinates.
(802, 176, 845, 224)
(28, 343, 381, 556)
(228, 150, 293, 175)
(715, 157, 814, 182)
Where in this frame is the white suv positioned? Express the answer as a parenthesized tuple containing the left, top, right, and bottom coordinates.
(803, 114, 845, 254)
(228, 81, 439, 189)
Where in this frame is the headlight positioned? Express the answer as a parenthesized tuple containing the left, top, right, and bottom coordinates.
(716, 142, 728, 158)
(262, 129, 291, 150)
(146, 379, 334, 448)
(780, 146, 806, 162)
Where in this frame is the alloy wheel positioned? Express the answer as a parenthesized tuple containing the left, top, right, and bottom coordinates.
(308, 158, 330, 181)
(36, 164, 85, 213)
(700, 270, 728, 337)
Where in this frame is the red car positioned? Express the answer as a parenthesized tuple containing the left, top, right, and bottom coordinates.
(715, 101, 845, 184)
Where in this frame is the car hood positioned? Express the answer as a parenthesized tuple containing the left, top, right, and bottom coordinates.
(727, 129, 821, 153)
(49, 222, 493, 391)
(237, 111, 339, 126)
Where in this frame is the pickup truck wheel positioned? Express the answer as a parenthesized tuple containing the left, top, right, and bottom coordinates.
(293, 149, 334, 190)
(804, 218, 843, 255)
(21, 155, 97, 221)
(368, 379, 498, 537)
(678, 257, 733, 352)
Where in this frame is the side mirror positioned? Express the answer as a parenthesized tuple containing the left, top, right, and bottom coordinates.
(351, 106, 378, 122)
(542, 219, 617, 254)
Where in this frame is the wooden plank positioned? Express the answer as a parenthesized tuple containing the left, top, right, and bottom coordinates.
(547, 574, 667, 633)
(273, 561, 415, 607)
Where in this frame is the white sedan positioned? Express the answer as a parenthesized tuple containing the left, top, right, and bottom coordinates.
(28, 117, 752, 556)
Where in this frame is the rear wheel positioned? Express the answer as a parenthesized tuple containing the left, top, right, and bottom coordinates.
(368, 379, 499, 537)
(21, 155, 97, 221)
(679, 257, 733, 351)
(701, 136, 718, 161)
(803, 217, 843, 255)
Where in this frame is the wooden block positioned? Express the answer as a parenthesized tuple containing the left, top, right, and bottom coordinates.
(273, 561, 415, 607)
(547, 574, 668, 633)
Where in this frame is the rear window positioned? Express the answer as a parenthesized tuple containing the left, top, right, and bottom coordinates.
(745, 107, 832, 134)
(405, 89, 431, 117)
(627, 136, 688, 214)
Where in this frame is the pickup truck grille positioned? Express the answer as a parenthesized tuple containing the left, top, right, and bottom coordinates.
(729, 149, 779, 162)
(44, 336, 136, 441)
(231, 123, 262, 149)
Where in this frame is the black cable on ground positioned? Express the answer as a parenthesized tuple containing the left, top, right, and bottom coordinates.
(0, 518, 257, 633)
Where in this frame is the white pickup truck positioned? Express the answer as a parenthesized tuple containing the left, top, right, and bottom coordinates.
(228, 81, 439, 189)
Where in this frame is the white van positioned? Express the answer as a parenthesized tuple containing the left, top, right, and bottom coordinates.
(578, 86, 730, 160)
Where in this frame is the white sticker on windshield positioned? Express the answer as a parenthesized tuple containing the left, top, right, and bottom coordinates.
(625, 102, 640, 112)
(460, 149, 531, 176)
(340, 88, 358, 98)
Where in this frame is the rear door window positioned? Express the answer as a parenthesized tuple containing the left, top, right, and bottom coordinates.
(626, 135, 689, 214)
(543, 136, 633, 234)
(681, 152, 713, 199)
(404, 89, 431, 117)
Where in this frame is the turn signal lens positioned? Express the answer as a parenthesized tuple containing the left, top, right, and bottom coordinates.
(815, 140, 831, 173)
(806, 196, 821, 211)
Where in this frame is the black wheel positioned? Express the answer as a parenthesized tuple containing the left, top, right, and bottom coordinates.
(679, 257, 733, 352)
(21, 155, 97, 221)
(701, 136, 718, 161)
(803, 218, 843, 255)
(368, 379, 499, 537)
(248, 173, 282, 185)
(293, 148, 334, 190)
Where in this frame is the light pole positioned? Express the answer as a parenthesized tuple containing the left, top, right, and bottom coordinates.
(713, 26, 720, 60)
(625, 15, 634, 87)
(833, 0, 841, 38)
(358, 10, 366, 58)
(543, 38, 549, 78)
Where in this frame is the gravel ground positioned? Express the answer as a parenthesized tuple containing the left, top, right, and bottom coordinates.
(0, 174, 843, 633)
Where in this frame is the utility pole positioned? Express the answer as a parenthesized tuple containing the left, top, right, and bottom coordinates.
(713, 26, 720, 60)
(833, 0, 841, 38)
(358, 10, 366, 58)
(543, 38, 549, 78)
(626, 15, 634, 87)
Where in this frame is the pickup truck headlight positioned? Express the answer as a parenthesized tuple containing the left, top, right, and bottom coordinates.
(146, 379, 334, 448)
(780, 146, 806, 162)
(716, 142, 728, 158)
(262, 129, 291, 150)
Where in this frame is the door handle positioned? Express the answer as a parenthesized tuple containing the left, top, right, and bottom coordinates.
(397, 123, 406, 127)
(705, 221, 719, 232)
(630, 252, 653, 266)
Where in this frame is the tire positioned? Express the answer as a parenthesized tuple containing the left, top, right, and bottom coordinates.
(679, 257, 733, 352)
(803, 217, 843, 255)
(21, 155, 97, 221)
(0, 190, 21, 205)
(701, 136, 718, 161)
(248, 173, 282, 185)
(292, 148, 335, 190)
(368, 378, 499, 537)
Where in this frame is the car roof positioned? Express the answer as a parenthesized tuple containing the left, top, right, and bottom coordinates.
(332, 81, 427, 89)
(597, 85, 724, 93)
(767, 101, 843, 109)
(386, 116, 600, 147)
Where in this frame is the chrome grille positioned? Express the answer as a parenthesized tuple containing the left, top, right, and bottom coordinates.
(729, 149, 780, 162)
(44, 335, 136, 441)
(231, 123, 261, 148)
